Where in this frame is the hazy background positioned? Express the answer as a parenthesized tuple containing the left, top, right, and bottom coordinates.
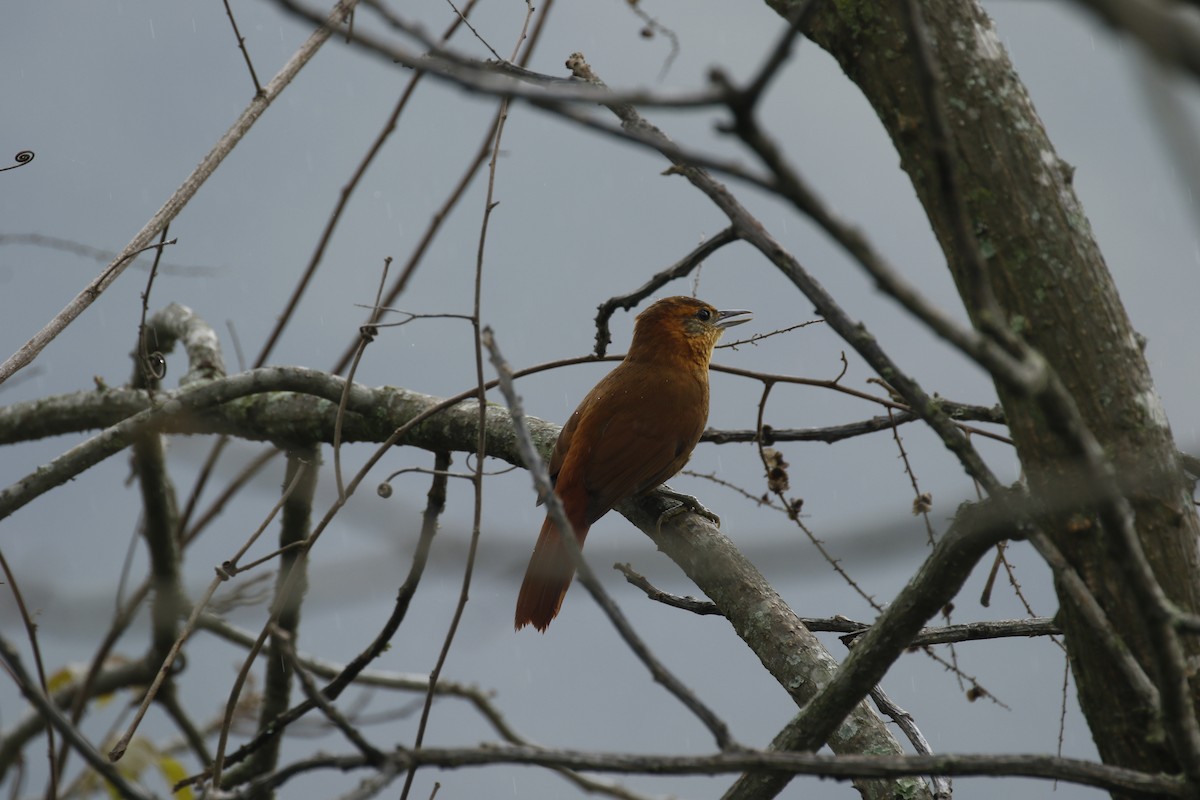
(2, 0, 1198, 797)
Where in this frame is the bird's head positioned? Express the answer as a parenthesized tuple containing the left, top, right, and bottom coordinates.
(628, 296, 752, 364)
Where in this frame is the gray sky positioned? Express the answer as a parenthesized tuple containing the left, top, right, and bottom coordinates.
(2, 1, 1199, 798)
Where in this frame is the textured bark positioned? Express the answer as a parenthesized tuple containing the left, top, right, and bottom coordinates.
(776, 0, 1200, 784)
(620, 495, 928, 800)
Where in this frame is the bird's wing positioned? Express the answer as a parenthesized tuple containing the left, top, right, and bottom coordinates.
(544, 408, 580, 493)
(568, 384, 706, 525)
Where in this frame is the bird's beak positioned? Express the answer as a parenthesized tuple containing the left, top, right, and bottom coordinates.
(715, 309, 752, 329)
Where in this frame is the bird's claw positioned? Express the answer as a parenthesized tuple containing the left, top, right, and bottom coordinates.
(655, 487, 720, 533)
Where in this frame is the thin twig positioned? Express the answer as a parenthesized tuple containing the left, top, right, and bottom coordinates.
(885, 406, 938, 544)
(617, 564, 1061, 646)
(753, 380, 878, 609)
(400, 10, 534, 796)
(190, 450, 451, 790)
(870, 687, 951, 800)
(335, 257, 391, 498)
(108, 461, 310, 762)
(221, 0, 264, 94)
(442, 0, 501, 60)
(0, 640, 154, 800)
(623, 1, 679, 81)
(0, 551, 57, 798)
(594, 227, 740, 356)
(0, 150, 35, 173)
(180, 0, 488, 553)
(276, 626, 385, 764)
(135, 227, 171, 384)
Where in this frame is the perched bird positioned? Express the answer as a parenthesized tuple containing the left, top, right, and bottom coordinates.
(515, 296, 751, 632)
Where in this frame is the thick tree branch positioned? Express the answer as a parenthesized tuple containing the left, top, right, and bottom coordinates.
(773, 0, 1200, 786)
(615, 497, 925, 800)
(717, 495, 1015, 800)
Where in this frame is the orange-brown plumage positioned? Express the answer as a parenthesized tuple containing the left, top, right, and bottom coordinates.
(514, 296, 751, 632)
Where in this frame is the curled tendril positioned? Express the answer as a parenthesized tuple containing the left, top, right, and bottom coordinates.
(0, 151, 35, 173)
(141, 352, 167, 382)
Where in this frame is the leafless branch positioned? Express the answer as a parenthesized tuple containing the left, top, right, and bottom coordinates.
(594, 227, 741, 356)
(227, 743, 1187, 798)
(0, 551, 57, 796)
(0, 640, 155, 800)
(221, 0, 264, 95)
(869, 687, 950, 800)
(722, 493, 1015, 800)
(401, 12, 535, 794)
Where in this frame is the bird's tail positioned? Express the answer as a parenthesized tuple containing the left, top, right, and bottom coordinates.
(515, 515, 589, 632)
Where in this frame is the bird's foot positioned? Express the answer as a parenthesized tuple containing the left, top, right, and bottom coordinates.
(656, 486, 720, 533)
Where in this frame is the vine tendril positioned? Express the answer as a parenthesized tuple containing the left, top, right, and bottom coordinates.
(0, 151, 35, 173)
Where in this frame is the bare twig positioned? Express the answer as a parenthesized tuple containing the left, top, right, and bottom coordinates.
(256, 0, 483, 371)
(622, 1, 679, 81)
(0, 232, 218, 276)
(197, 451, 449, 789)
(276, 626, 385, 764)
(193, 610, 654, 800)
(870, 687, 950, 800)
(617, 562, 1061, 646)
(228, 743, 1187, 798)
(221, 0, 264, 94)
(335, 258, 391, 498)
(0, 552, 57, 797)
(442, 0, 501, 60)
(399, 6, 534, 791)
(594, 227, 740, 356)
(886, 406, 938, 544)
(735, 0, 817, 112)
(135, 227, 172, 384)
(0, 640, 154, 800)
(108, 460, 310, 762)
(614, 562, 723, 615)
(754, 381, 878, 608)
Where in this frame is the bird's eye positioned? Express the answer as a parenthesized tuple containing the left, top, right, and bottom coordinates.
(695, 308, 712, 322)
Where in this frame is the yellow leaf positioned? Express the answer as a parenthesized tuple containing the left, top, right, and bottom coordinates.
(158, 755, 193, 800)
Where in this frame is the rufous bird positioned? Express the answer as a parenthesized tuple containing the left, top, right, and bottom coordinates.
(515, 295, 751, 632)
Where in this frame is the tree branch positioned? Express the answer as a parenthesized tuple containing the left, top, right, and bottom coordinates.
(227, 744, 1186, 799)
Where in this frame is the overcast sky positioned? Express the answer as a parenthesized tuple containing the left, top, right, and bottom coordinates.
(2, 1, 1199, 798)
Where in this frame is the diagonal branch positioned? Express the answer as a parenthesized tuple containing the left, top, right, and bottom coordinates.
(720, 494, 1015, 799)
(0, 640, 155, 800)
